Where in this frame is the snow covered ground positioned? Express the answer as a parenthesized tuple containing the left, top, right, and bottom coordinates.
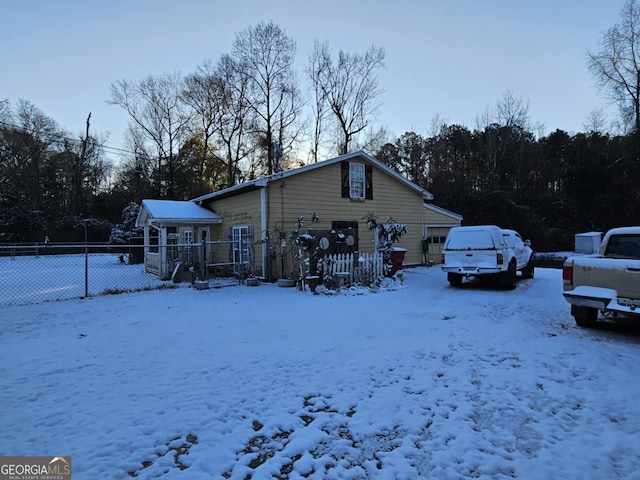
(1, 266, 640, 479)
(0, 253, 169, 306)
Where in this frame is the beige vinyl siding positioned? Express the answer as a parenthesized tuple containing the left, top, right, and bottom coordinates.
(423, 208, 459, 225)
(203, 189, 266, 276)
(266, 161, 426, 266)
(207, 189, 262, 234)
(200, 155, 461, 278)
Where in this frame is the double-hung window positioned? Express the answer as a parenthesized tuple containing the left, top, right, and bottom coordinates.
(341, 161, 373, 200)
(349, 163, 365, 199)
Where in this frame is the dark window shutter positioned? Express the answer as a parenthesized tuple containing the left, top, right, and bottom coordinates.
(341, 161, 350, 198)
(365, 165, 373, 200)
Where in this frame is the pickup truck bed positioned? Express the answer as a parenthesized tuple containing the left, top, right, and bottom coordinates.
(563, 227, 640, 326)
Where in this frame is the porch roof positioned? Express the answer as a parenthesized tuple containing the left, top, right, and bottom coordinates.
(136, 200, 222, 227)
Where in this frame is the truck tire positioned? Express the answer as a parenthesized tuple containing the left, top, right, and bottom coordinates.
(521, 257, 535, 279)
(500, 262, 517, 290)
(447, 272, 463, 287)
(571, 305, 598, 328)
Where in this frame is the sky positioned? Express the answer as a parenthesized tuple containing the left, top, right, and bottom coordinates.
(0, 0, 628, 162)
(2, 259, 640, 478)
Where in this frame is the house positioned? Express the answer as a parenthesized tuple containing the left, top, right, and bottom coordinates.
(136, 151, 462, 281)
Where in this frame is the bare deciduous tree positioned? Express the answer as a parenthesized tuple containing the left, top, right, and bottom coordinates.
(495, 89, 532, 130)
(307, 41, 386, 155)
(211, 54, 255, 186)
(474, 90, 538, 189)
(583, 107, 610, 134)
(109, 72, 193, 198)
(231, 21, 301, 175)
(306, 39, 332, 162)
(183, 60, 224, 184)
(0, 99, 9, 120)
(588, 0, 640, 132)
(475, 90, 536, 133)
(356, 125, 392, 156)
(428, 113, 450, 138)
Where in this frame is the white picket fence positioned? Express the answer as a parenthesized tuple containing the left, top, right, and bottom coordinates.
(323, 251, 384, 284)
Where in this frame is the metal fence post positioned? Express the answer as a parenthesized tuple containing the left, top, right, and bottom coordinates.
(75, 222, 88, 297)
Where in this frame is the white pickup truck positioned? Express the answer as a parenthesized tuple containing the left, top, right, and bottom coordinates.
(441, 225, 534, 289)
(563, 226, 640, 327)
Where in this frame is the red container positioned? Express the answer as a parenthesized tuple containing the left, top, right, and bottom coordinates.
(385, 247, 406, 277)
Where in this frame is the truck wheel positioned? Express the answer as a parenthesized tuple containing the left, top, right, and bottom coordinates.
(500, 262, 517, 290)
(572, 305, 598, 328)
(521, 258, 535, 279)
(447, 272, 463, 287)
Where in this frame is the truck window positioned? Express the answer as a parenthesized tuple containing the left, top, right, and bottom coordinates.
(502, 233, 516, 248)
(446, 230, 496, 250)
(605, 234, 640, 258)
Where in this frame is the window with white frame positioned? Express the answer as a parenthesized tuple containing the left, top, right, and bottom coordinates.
(184, 230, 193, 244)
(232, 226, 253, 275)
(341, 161, 373, 200)
(349, 163, 365, 199)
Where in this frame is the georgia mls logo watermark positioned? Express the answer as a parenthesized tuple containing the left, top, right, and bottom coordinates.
(0, 456, 71, 480)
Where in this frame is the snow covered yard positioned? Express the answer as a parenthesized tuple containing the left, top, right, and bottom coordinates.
(1, 267, 640, 479)
(0, 253, 170, 306)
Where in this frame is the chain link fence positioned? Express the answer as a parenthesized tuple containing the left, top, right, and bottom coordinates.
(0, 243, 244, 307)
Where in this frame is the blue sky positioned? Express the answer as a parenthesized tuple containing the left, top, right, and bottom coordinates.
(0, 0, 626, 158)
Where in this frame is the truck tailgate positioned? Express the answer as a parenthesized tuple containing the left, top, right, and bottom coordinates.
(572, 257, 640, 299)
(446, 250, 499, 271)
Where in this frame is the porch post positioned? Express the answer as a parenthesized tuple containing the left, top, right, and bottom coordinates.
(260, 183, 269, 281)
(160, 226, 168, 279)
(143, 225, 150, 273)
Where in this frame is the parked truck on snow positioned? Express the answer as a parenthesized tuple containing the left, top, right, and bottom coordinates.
(563, 226, 640, 327)
(441, 225, 534, 289)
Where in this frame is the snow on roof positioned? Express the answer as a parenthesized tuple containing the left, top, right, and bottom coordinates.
(138, 199, 222, 225)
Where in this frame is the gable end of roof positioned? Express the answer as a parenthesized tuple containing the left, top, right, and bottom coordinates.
(192, 151, 434, 203)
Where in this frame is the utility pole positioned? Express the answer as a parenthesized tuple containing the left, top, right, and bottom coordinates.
(74, 113, 91, 214)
